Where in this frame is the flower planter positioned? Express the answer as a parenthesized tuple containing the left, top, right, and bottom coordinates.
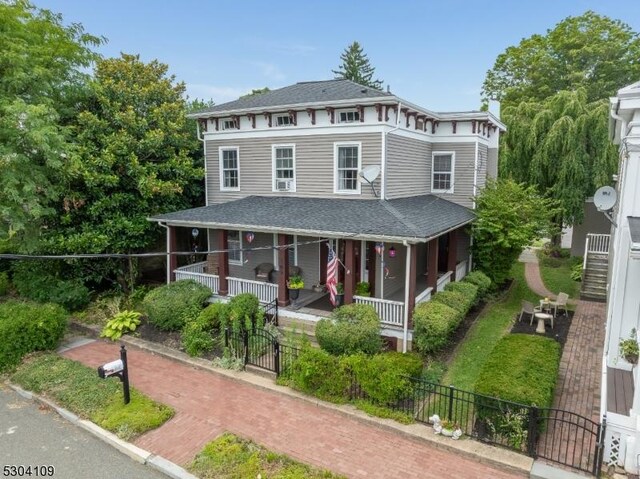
(625, 353, 639, 365)
(289, 288, 300, 300)
(335, 293, 344, 307)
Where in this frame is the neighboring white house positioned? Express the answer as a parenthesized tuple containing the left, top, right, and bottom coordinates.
(602, 80, 640, 472)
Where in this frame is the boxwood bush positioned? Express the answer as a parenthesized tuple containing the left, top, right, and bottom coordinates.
(286, 347, 350, 402)
(444, 281, 479, 308)
(432, 290, 470, 316)
(182, 302, 227, 357)
(0, 271, 9, 296)
(142, 280, 211, 331)
(316, 304, 382, 356)
(412, 301, 461, 354)
(221, 293, 264, 333)
(0, 301, 67, 371)
(464, 271, 492, 297)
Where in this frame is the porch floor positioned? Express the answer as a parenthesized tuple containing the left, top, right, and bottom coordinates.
(607, 367, 634, 416)
(387, 274, 432, 302)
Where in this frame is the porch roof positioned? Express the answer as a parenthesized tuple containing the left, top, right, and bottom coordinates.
(149, 195, 474, 243)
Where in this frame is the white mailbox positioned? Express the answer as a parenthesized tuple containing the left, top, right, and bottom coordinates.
(98, 359, 123, 378)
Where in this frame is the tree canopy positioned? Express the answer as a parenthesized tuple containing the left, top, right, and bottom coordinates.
(482, 11, 640, 105)
(241, 87, 270, 98)
(332, 41, 383, 90)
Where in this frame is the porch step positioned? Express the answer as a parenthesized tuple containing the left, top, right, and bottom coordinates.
(530, 461, 591, 479)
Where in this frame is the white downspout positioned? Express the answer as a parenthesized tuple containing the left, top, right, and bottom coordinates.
(158, 222, 170, 284)
(402, 240, 411, 353)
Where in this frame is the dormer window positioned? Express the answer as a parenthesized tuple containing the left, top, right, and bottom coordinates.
(275, 114, 292, 127)
(221, 118, 237, 130)
(338, 110, 360, 123)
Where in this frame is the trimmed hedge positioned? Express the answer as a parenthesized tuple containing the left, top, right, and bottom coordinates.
(432, 290, 469, 315)
(474, 334, 560, 407)
(316, 304, 382, 356)
(287, 347, 350, 402)
(412, 301, 461, 354)
(0, 271, 8, 296)
(464, 271, 492, 297)
(222, 293, 264, 333)
(445, 281, 479, 308)
(182, 302, 227, 357)
(12, 263, 90, 311)
(0, 301, 67, 371)
(142, 280, 211, 331)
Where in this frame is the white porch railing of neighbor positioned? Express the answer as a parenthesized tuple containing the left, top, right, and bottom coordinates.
(455, 260, 468, 282)
(174, 265, 219, 294)
(228, 277, 278, 303)
(586, 233, 611, 254)
(354, 296, 405, 327)
(436, 271, 453, 292)
(176, 261, 207, 274)
(415, 287, 434, 305)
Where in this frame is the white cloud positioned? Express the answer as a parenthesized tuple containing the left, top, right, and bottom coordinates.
(186, 84, 248, 103)
(252, 61, 286, 81)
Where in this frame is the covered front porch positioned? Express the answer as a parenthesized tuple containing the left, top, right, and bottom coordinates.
(150, 195, 475, 349)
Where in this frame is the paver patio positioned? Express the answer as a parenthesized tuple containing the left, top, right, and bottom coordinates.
(63, 341, 523, 479)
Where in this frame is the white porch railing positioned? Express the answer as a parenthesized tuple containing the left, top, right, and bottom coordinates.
(228, 277, 278, 303)
(174, 265, 219, 295)
(436, 271, 453, 292)
(455, 260, 468, 282)
(176, 261, 207, 274)
(415, 287, 433, 305)
(586, 233, 611, 254)
(354, 295, 405, 327)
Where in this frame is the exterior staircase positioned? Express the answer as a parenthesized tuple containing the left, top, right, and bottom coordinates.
(580, 234, 610, 302)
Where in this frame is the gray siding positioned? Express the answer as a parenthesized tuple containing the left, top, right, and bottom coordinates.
(570, 201, 612, 257)
(386, 134, 431, 199)
(456, 229, 471, 265)
(487, 147, 498, 179)
(476, 143, 488, 194)
(374, 242, 407, 300)
(206, 133, 382, 204)
(432, 142, 477, 208)
(296, 236, 320, 287)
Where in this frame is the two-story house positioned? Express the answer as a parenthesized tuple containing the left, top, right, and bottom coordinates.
(149, 79, 504, 351)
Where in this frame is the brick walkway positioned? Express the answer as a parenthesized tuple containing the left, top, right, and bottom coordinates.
(63, 341, 523, 479)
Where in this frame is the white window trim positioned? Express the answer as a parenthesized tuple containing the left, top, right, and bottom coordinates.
(271, 144, 296, 193)
(431, 151, 455, 194)
(274, 114, 293, 127)
(338, 109, 360, 123)
(221, 118, 236, 130)
(333, 141, 362, 195)
(219, 146, 240, 192)
(228, 230, 243, 265)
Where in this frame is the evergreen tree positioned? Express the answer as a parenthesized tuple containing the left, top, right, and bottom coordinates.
(332, 42, 383, 90)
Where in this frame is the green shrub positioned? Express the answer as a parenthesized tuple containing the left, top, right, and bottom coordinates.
(348, 351, 423, 405)
(355, 281, 371, 296)
(12, 262, 90, 311)
(182, 302, 227, 357)
(354, 400, 414, 424)
(0, 271, 9, 296)
(464, 270, 492, 297)
(412, 301, 460, 354)
(432, 290, 470, 316)
(221, 293, 264, 333)
(570, 263, 583, 282)
(101, 310, 141, 341)
(142, 280, 211, 331)
(287, 348, 350, 402)
(445, 281, 479, 307)
(315, 304, 382, 356)
(0, 301, 67, 371)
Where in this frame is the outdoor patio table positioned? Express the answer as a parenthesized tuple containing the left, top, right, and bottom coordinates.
(534, 312, 553, 334)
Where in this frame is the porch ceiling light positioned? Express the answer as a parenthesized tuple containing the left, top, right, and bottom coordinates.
(389, 246, 396, 258)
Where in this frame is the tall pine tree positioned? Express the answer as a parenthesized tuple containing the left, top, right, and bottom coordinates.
(332, 42, 383, 90)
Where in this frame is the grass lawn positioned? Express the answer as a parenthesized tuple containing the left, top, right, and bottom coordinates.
(11, 353, 174, 440)
(536, 250, 581, 300)
(442, 263, 539, 391)
(188, 432, 345, 479)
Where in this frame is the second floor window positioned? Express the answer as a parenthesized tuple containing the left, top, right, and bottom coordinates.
(275, 114, 292, 126)
(273, 145, 295, 192)
(228, 230, 242, 264)
(221, 118, 236, 130)
(220, 147, 239, 191)
(335, 143, 361, 194)
(432, 152, 454, 193)
(339, 110, 360, 123)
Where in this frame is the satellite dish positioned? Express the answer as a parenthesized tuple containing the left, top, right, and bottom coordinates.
(359, 165, 381, 184)
(594, 186, 617, 212)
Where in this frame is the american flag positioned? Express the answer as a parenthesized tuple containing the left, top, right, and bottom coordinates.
(326, 244, 338, 306)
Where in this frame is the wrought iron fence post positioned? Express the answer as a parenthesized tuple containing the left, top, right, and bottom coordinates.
(527, 406, 539, 458)
(274, 299, 279, 326)
(274, 339, 280, 377)
(594, 415, 606, 478)
(224, 327, 229, 348)
(448, 385, 455, 422)
(243, 329, 249, 366)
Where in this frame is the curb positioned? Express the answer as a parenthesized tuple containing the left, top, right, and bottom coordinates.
(69, 321, 532, 477)
(5, 383, 198, 479)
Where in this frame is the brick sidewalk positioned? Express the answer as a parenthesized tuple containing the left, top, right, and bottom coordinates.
(63, 341, 523, 479)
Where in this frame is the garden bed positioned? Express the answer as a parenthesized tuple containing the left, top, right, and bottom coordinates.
(510, 310, 574, 347)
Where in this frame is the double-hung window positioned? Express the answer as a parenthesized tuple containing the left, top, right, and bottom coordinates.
(219, 147, 240, 191)
(338, 110, 360, 123)
(334, 142, 361, 194)
(272, 145, 296, 192)
(227, 231, 242, 264)
(432, 152, 454, 193)
(275, 114, 292, 127)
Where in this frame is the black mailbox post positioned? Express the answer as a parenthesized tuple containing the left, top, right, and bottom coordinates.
(97, 344, 130, 405)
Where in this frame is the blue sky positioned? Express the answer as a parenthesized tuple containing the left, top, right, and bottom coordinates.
(36, 0, 640, 111)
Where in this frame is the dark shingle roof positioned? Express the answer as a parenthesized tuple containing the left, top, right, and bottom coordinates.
(194, 79, 392, 114)
(150, 195, 474, 242)
(629, 217, 640, 246)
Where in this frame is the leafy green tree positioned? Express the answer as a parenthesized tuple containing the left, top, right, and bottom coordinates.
(332, 41, 383, 90)
(44, 54, 202, 289)
(501, 89, 618, 233)
(482, 11, 640, 105)
(471, 180, 557, 285)
(0, 1, 102, 243)
(241, 87, 270, 98)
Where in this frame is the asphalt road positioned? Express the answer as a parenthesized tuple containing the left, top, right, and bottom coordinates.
(0, 385, 167, 479)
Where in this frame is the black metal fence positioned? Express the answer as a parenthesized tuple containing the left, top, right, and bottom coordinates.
(223, 326, 604, 477)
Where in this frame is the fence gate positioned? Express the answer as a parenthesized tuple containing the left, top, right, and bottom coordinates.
(225, 327, 280, 374)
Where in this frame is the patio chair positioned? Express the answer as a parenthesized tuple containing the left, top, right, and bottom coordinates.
(550, 292, 569, 317)
(254, 262, 275, 282)
(519, 300, 542, 325)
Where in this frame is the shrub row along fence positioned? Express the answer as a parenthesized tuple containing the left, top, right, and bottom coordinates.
(224, 327, 605, 477)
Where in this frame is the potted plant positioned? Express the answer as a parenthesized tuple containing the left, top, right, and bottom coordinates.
(312, 282, 325, 293)
(287, 275, 304, 300)
(620, 328, 639, 365)
(429, 414, 463, 440)
(335, 282, 344, 306)
(355, 281, 371, 297)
